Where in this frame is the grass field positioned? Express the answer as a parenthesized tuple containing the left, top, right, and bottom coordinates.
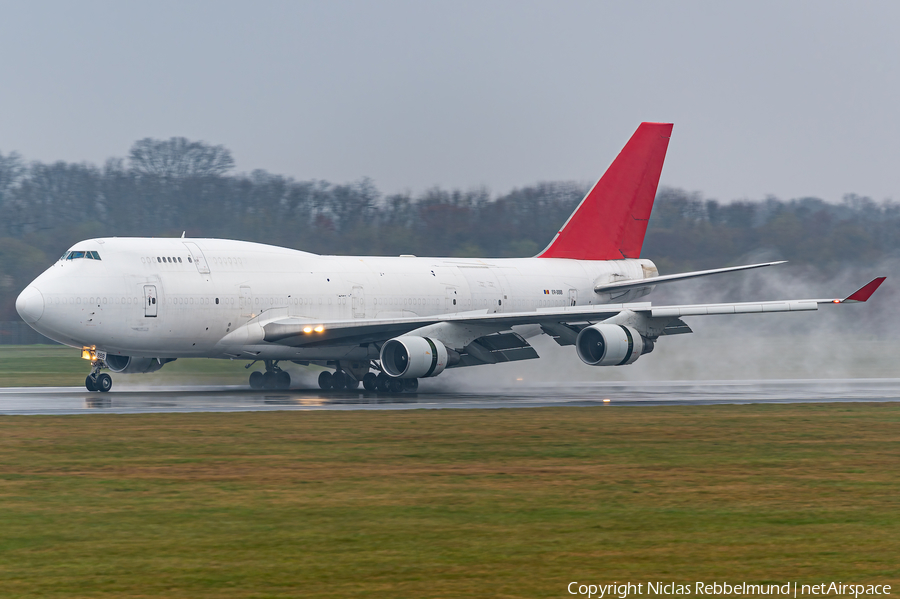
(0, 345, 258, 387)
(0, 404, 898, 597)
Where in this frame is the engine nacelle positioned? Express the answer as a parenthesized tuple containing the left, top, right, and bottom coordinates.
(575, 324, 644, 366)
(380, 336, 449, 378)
(106, 355, 174, 374)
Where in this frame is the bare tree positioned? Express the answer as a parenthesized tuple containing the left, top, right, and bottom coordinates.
(0, 151, 24, 204)
(128, 137, 234, 178)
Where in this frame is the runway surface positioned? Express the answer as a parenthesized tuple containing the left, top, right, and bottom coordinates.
(2, 379, 900, 415)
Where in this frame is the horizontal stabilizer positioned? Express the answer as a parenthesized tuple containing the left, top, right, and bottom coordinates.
(594, 261, 786, 294)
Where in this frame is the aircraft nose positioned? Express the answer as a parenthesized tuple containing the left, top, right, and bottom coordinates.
(16, 286, 45, 324)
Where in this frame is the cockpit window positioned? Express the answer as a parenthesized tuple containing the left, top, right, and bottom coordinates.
(64, 250, 101, 261)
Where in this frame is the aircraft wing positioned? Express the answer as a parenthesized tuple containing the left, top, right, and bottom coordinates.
(261, 277, 885, 352)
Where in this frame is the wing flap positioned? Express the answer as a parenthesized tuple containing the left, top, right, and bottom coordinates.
(456, 332, 540, 367)
(660, 318, 692, 335)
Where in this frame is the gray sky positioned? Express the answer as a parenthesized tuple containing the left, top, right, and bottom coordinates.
(1, 1, 898, 203)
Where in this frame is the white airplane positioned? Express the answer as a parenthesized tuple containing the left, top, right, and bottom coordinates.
(15, 123, 885, 393)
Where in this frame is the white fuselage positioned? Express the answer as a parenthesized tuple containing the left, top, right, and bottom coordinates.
(22, 238, 657, 361)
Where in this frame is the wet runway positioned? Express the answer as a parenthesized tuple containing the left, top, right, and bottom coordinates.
(2, 379, 900, 415)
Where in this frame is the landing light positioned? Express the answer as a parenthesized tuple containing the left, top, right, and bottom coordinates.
(832, 299, 841, 304)
(314, 325, 325, 333)
(303, 326, 313, 334)
(603, 398, 611, 403)
(81, 347, 97, 361)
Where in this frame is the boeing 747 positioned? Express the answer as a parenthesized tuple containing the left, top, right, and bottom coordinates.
(15, 123, 885, 392)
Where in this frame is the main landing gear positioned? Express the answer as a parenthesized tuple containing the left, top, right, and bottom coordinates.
(318, 361, 418, 394)
(317, 369, 361, 390)
(247, 360, 291, 390)
(85, 360, 113, 393)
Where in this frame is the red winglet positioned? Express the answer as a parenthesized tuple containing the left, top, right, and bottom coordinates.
(538, 122, 673, 260)
(843, 277, 886, 303)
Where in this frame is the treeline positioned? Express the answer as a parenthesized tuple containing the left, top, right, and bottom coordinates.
(0, 138, 897, 320)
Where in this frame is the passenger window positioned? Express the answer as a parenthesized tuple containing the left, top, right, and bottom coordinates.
(188, 257, 192, 263)
(178, 257, 182, 263)
(157, 257, 161, 263)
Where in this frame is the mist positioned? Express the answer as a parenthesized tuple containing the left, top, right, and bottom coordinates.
(422, 259, 897, 392)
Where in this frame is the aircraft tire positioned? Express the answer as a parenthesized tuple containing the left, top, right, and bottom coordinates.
(345, 377, 360, 389)
(403, 378, 418, 392)
(276, 371, 291, 390)
(249, 371, 264, 389)
(332, 371, 347, 390)
(362, 372, 378, 391)
(388, 378, 404, 394)
(97, 373, 113, 393)
(85, 375, 97, 392)
(318, 371, 333, 390)
(375, 372, 390, 392)
(263, 371, 277, 389)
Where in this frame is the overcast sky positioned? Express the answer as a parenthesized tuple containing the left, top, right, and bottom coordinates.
(1, 1, 898, 203)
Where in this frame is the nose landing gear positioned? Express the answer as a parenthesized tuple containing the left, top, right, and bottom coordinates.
(84, 357, 113, 393)
(247, 360, 291, 390)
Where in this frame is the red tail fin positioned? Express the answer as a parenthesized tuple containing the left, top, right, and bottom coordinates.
(537, 122, 673, 260)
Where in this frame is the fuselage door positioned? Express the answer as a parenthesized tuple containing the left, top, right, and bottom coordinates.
(183, 242, 210, 274)
(240, 286, 253, 317)
(569, 288, 577, 306)
(351, 286, 365, 318)
(143, 285, 158, 317)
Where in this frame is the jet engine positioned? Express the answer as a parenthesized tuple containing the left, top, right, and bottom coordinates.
(380, 336, 449, 378)
(575, 324, 645, 366)
(106, 355, 174, 374)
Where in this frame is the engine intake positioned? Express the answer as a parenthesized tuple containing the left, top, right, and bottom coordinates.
(380, 336, 449, 378)
(106, 355, 174, 374)
(575, 324, 644, 366)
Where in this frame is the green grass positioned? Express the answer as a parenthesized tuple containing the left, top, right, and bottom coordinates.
(0, 404, 898, 597)
(0, 345, 257, 387)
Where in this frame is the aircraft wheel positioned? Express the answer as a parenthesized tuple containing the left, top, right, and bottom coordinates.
(263, 371, 277, 389)
(388, 378, 404, 394)
(276, 371, 291, 390)
(318, 371, 333, 390)
(85, 375, 97, 392)
(345, 376, 360, 390)
(96, 373, 113, 393)
(375, 372, 390, 392)
(362, 372, 378, 391)
(249, 371, 264, 389)
(403, 378, 418, 392)
(332, 371, 347, 390)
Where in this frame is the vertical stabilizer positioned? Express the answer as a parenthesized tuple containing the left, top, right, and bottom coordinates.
(538, 122, 673, 260)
